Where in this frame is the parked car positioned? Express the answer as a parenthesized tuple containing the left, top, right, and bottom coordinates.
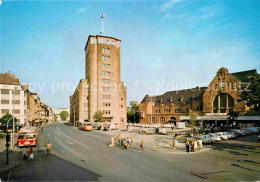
(207, 133, 221, 142)
(223, 132, 232, 139)
(216, 132, 229, 140)
(228, 131, 237, 138)
(195, 135, 211, 144)
(233, 130, 246, 136)
(240, 128, 251, 135)
(258, 134, 260, 141)
(246, 128, 258, 134)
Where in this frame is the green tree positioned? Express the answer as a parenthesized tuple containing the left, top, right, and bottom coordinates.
(240, 74, 260, 113)
(189, 111, 197, 136)
(93, 111, 104, 122)
(0, 113, 17, 127)
(127, 101, 140, 123)
(60, 111, 69, 121)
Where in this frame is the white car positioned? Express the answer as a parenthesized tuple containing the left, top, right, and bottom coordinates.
(223, 132, 232, 139)
(195, 135, 211, 144)
(208, 133, 221, 142)
(216, 132, 229, 140)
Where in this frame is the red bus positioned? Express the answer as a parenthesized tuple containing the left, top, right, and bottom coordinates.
(17, 127, 37, 147)
(79, 122, 93, 131)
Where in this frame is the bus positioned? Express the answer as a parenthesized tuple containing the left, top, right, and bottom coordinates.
(79, 122, 93, 131)
(17, 127, 37, 147)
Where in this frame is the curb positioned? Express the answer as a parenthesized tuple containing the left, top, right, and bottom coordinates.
(145, 147, 212, 154)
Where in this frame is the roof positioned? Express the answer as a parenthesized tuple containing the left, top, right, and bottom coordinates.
(84, 35, 121, 51)
(141, 87, 207, 106)
(230, 69, 257, 82)
(0, 73, 21, 85)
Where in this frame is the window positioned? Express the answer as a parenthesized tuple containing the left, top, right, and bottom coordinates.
(12, 100, 20, 104)
(12, 109, 20, 114)
(1, 109, 9, 114)
(1, 89, 9, 94)
(108, 56, 110, 61)
(102, 48, 104, 52)
(150, 117, 155, 123)
(121, 105, 123, 108)
(213, 93, 234, 113)
(1, 100, 9, 104)
(108, 49, 110, 53)
(121, 98, 123, 101)
(102, 56, 104, 60)
(12, 90, 20, 95)
(160, 117, 165, 123)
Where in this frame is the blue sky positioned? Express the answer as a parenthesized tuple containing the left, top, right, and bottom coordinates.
(0, 0, 259, 108)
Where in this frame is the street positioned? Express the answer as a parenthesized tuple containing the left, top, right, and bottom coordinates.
(1, 122, 260, 181)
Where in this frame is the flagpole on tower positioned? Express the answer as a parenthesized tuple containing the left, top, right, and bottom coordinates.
(100, 11, 105, 35)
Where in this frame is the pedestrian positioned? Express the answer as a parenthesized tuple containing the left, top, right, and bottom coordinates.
(171, 126, 174, 131)
(140, 140, 144, 151)
(29, 147, 34, 161)
(118, 135, 122, 146)
(174, 137, 178, 149)
(109, 136, 115, 147)
(169, 140, 173, 149)
(185, 137, 190, 153)
(131, 135, 134, 148)
(197, 139, 203, 151)
(191, 138, 195, 152)
(45, 141, 52, 155)
(194, 139, 198, 152)
(22, 148, 27, 160)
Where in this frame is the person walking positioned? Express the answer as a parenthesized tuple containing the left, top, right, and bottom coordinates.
(118, 135, 122, 146)
(22, 148, 27, 160)
(131, 135, 134, 148)
(45, 141, 52, 155)
(191, 138, 195, 152)
(169, 140, 173, 149)
(194, 139, 198, 152)
(109, 136, 115, 147)
(29, 147, 34, 161)
(185, 137, 190, 153)
(197, 139, 203, 151)
(140, 140, 144, 151)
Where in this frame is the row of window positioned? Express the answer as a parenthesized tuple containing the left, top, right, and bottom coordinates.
(103, 102, 111, 107)
(1, 100, 21, 104)
(98, 39, 120, 47)
(102, 79, 111, 84)
(103, 110, 111, 114)
(1, 89, 21, 95)
(102, 63, 110, 69)
(102, 56, 111, 61)
(102, 71, 111, 77)
(103, 95, 111, 99)
(102, 87, 111, 92)
(1, 109, 20, 114)
(102, 48, 110, 53)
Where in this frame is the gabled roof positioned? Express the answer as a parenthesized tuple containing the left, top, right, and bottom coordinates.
(141, 87, 206, 106)
(230, 69, 257, 82)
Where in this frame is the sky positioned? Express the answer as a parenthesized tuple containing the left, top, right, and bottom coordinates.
(0, 0, 259, 108)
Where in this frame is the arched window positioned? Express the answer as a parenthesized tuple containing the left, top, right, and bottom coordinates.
(213, 93, 234, 113)
(160, 117, 165, 123)
(149, 117, 155, 123)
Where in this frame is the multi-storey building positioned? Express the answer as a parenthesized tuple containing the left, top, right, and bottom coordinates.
(84, 35, 127, 123)
(0, 72, 27, 126)
(140, 67, 258, 127)
(70, 79, 88, 123)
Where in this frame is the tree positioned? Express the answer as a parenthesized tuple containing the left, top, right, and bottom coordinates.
(60, 111, 69, 121)
(93, 111, 104, 122)
(189, 111, 197, 136)
(0, 113, 17, 127)
(127, 101, 140, 123)
(240, 74, 260, 113)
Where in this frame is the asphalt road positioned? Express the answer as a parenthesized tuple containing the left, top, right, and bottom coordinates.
(1, 122, 260, 181)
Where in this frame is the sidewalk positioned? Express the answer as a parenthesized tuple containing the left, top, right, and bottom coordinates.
(0, 149, 19, 173)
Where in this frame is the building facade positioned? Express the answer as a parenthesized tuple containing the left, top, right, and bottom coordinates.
(52, 108, 70, 122)
(140, 67, 258, 125)
(70, 79, 88, 123)
(0, 73, 27, 126)
(84, 35, 127, 123)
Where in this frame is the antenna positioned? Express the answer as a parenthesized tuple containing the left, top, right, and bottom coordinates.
(100, 11, 105, 35)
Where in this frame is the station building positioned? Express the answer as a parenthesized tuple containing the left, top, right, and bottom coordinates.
(139, 67, 259, 127)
